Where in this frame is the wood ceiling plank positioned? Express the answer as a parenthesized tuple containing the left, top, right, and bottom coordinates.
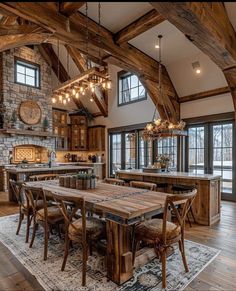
(115, 9, 165, 45)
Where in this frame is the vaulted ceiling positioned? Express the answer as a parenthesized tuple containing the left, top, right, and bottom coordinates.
(0, 2, 235, 119)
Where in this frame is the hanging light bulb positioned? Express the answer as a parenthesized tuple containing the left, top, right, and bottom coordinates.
(63, 99, 67, 105)
(52, 97, 56, 104)
(58, 95, 63, 102)
(65, 92, 69, 98)
(89, 82, 93, 88)
(102, 82, 106, 89)
(106, 80, 111, 89)
(75, 92, 79, 99)
(90, 97, 94, 102)
(68, 97, 71, 102)
(146, 123, 153, 131)
(91, 87, 95, 93)
(154, 118, 161, 126)
(80, 87, 84, 93)
(82, 91, 85, 96)
(72, 88, 76, 95)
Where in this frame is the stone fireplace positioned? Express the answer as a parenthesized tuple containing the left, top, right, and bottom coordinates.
(0, 45, 55, 165)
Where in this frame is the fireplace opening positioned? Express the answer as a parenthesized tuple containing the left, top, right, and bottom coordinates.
(12, 145, 49, 164)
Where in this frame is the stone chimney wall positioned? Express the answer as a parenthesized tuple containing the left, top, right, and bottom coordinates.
(0, 46, 55, 165)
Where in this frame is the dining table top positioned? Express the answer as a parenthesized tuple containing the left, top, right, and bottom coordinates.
(25, 180, 170, 223)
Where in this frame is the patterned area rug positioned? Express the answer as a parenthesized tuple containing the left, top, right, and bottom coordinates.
(0, 215, 220, 291)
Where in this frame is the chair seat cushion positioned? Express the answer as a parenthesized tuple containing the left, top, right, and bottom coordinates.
(135, 218, 181, 242)
(36, 206, 64, 223)
(23, 199, 51, 210)
(68, 217, 105, 240)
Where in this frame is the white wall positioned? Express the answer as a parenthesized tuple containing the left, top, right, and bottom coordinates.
(90, 64, 157, 129)
(180, 93, 234, 119)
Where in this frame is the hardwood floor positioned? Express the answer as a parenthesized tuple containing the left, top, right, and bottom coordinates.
(0, 191, 236, 290)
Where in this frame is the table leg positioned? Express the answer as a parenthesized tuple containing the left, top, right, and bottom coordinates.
(106, 220, 133, 285)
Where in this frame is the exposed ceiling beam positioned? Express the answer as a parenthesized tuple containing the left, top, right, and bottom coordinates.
(115, 9, 165, 45)
(150, 2, 236, 112)
(65, 44, 108, 117)
(0, 2, 179, 122)
(38, 43, 85, 110)
(59, 2, 85, 17)
(65, 44, 87, 72)
(0, 24, 44, 36)
(180, 86, 230, 103)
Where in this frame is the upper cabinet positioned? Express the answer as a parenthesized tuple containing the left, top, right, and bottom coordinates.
(88, 126, 105, 151)
(53, 109, 68, 150)
(70, 115, 88, 151)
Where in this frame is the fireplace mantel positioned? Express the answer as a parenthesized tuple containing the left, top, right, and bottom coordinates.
(0, 129, 57, 138)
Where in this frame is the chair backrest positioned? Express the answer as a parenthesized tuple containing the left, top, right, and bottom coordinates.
(49, 191, 86, 242)
(103, 177, 125, 186)
(130, 181, 156, 191)
(162, 189, 197, 243)
(22, 185, 48, 219)
(9, 179, 27, 208)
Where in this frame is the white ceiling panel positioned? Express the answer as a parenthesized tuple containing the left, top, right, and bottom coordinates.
(79, 2, 153, 33)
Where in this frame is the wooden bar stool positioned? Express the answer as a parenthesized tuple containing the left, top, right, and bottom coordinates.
(172, 184, 197, 227)
(130, 181, 157, 191)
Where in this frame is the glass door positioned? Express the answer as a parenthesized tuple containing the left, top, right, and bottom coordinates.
(210, 122, 234, 200)
(187, 125, 206, 174)
(125, 132, 136, 169)
(110, 133, 122, 176)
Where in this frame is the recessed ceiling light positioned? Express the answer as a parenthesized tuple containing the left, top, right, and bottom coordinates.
(155, 44, 159, 49)
(196, 69, 201, 74)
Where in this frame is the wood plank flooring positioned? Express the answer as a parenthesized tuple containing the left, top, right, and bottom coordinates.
(0, 191, 236, 290)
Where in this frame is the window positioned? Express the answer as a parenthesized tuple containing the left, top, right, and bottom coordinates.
(125, 132, 136, 169)
(15, 58, 40, 88)
(138, 130, 153, 168)
(186, 120, 235, 201)
(118, 72, 146, 105)
(188, 126, 205, 174)
(212, 123, 233, 194)
(157, 137, 177, 169)
(110, 133, 122, 175)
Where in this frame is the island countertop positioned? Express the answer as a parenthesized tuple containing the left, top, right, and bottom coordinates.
(116, 169, 221, 181)
(6, 165, 93, 174)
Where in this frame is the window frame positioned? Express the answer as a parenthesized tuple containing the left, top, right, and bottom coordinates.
(117, 70, 147, 107)
(14, 57, 41, 89)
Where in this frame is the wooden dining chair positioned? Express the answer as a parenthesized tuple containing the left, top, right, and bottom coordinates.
(9, 179, 32, 243)
(29, 174, 58, 181)
(132, 188, 197, 289)
(130, 181, 157, 191)
(50, 191, 106, 287)
(103, 177, 125, 186)
(23, 185, 64, 260)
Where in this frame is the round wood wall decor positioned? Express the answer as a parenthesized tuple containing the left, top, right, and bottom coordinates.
(19, 100, 42, 125)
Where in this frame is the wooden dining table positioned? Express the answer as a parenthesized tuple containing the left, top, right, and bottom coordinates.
(26, 180, 171, 285)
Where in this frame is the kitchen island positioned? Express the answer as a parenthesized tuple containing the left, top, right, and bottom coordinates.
(6, 165, 93, 202)
(116, 169, 221, 226)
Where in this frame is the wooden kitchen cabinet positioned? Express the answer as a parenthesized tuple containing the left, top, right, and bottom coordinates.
(70, 115, 88, 151)
(53, 109, 69, 150)
(88, 125, 105, 151)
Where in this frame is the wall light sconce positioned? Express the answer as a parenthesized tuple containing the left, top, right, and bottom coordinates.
(192, 61, 201, 74)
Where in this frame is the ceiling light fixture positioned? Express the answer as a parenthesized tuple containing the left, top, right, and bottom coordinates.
(192, 61, 201, 74)
(51, 2, 112, 106)
(142, 35, 187, 140)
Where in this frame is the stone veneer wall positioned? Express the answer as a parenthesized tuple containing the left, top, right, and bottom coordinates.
(0, 46, 55, 165)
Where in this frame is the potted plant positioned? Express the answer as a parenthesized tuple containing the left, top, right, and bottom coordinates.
(10, 110, 18, 129)
(42, 116, 49, 132)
